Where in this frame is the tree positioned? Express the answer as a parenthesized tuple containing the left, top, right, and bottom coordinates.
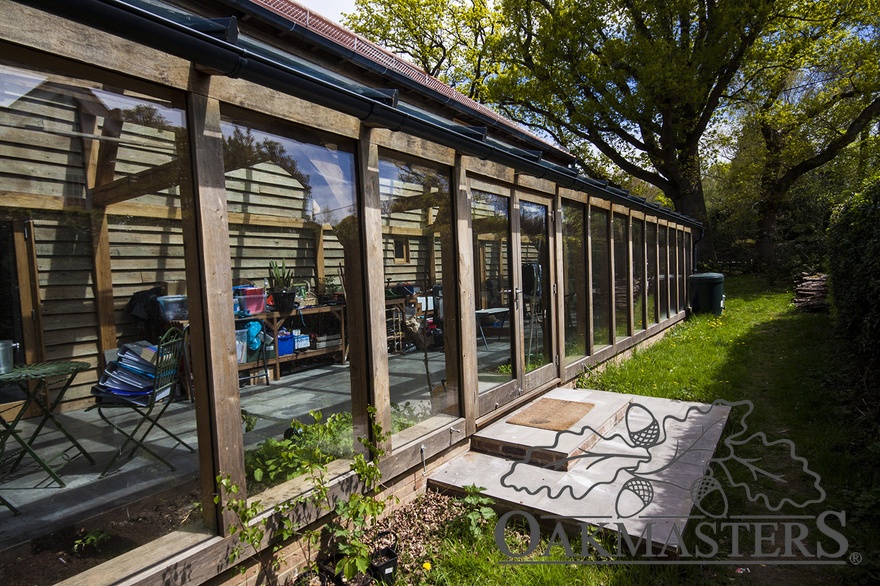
(343, 0, 504, 101)
(347, 0, 880, 264)
(491, 0, 789, 258)
(726, 0, 880, 269)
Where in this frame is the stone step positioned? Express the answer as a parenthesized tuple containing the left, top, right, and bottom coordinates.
(470, 388, 632, 470)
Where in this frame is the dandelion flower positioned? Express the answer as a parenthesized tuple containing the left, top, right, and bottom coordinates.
(423, 561, 432, 571)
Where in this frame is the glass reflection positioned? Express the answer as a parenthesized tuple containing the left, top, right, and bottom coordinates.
(647, 222, 659, 324)
(591, 208, 611, 348)
(472, 190, 514, 392)
(0, 60, 199, 553)
(562, 201, 588, 364)
(220, 114, 358, 490)
(520, 201, 551, 372)
(632, 219, 645, 332)
(613, 214, 629, 341)
(659, 226, 669, 320)
(378, 153, 458, 445)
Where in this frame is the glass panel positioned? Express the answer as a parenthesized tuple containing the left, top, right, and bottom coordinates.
(671, 230, 679, 313)
(378, 153, 459, 446)
(684, 231, 692, 309)
(646, 222, 658, 324)
(562, 201, 588, 364)
(632, 219, 645, 332)
(613, 213, 629, 341)
(590, 207, 612, 348)
(520, 200, 551, 372)
(659, 226, 669, 319)
(0, 60, 199, 564)
(678, 231, 686, 314)
(220, 112, 357, 493)
(472, 189, 514, 392)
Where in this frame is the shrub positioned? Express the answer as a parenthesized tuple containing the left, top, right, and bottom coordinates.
(827, 180, 880, 371)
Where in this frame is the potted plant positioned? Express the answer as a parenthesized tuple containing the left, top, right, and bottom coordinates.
(268, 260, 298, 312)
(318, 276, 342, 304)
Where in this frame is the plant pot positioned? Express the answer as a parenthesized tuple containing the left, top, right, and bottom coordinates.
(272, 290, 299, 312)
(368, 531, 398, 584)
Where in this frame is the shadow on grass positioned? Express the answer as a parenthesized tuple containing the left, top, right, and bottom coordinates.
(696, 302, 879, 583)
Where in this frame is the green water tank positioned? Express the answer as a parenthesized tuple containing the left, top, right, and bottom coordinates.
(688, 273, 725, 316)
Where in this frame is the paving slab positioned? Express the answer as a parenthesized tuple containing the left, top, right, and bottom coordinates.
(430, 390, 730, 551)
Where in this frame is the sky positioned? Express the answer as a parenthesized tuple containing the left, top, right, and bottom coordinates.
(295, 0, 358, 25)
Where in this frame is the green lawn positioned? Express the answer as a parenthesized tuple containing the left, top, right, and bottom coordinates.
(413, 275, 879, 585)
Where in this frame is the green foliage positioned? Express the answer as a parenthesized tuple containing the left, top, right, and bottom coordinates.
(72, 529, 111, 556)
(267, 259, 294, 291)
(244, 411, 354, 486)
(214, 474, 265, 571)
(343, 0, 504, 102)
(827, 181, 880, 370)
(240, 409, 258, 433)
(322, 406, 395, 580)
(217, 408, 394, 583)
(391, 401, 431, 433)
(450, 484, 496, 540)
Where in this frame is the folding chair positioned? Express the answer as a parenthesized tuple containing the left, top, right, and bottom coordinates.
(90, 327, 194, 477)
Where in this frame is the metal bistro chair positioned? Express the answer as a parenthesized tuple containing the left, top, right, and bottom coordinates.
(90, 327, 194, 477)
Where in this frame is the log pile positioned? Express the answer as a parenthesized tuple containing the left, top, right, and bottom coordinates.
(794, 273, 829, 312)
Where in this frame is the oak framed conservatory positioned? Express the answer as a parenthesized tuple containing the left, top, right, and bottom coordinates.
(0, 1, 699, 583)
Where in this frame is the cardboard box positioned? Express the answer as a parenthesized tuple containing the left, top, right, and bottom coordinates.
(162, 280, 187, 296)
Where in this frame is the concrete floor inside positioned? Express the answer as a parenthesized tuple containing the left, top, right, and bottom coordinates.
(0, 339, 502, 550)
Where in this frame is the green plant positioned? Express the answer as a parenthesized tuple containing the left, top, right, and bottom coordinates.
(72, 529, 111, 556)
(268, 259, 295, 291)
(827, 180, 880, 372)
(451, 484, 496, 539)
(391, 401, 432, 433)
(217, 408, 394, 583)
(245, 411, 354, 486)
(241, 409, 258, 433)
(325, 406, 395, 580)
(214, 474, 266, 571)
(319, 275, 340, 295)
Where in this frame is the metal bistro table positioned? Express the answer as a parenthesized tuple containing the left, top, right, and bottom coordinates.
(0, 361, 96, 490)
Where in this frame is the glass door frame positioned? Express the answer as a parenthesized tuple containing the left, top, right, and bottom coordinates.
(517, 189, 558, 393)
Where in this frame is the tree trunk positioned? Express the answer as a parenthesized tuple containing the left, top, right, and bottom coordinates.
(666, 160, 715, 266)
(755, 201, 780, 273)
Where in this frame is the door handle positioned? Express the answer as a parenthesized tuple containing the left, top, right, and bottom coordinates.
(514, 288, 522, 309)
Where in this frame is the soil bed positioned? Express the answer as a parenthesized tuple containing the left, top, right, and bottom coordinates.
(0, 489, 201, 586)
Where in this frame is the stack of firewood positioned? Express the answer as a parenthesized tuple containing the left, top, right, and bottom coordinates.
(794, 272, 829, 312)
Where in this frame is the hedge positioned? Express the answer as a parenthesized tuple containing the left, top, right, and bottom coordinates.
(827, 180, 880, 370)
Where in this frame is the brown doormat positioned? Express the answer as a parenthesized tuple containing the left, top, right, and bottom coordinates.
(506, 398, 595, 431)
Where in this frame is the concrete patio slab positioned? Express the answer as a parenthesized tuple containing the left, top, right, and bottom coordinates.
(430, 389, 730, 551)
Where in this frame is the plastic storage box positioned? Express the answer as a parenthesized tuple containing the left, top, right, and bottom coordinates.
(277, 334, 293, 356)
(234, 287, 265, 314)
(157, 295, 188, 321)
(235, 329, 247, 364)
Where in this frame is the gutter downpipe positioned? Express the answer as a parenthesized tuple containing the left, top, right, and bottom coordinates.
(19, 0, 700, 229)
